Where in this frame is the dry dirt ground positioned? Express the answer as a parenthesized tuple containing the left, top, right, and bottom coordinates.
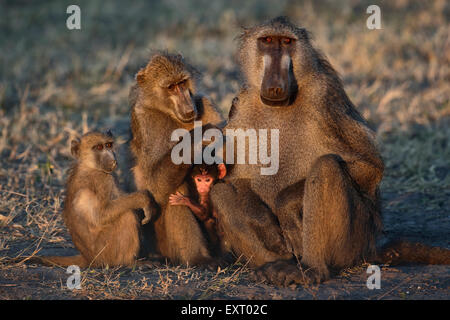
(0, 191, 449, 300)
(0, 1, 449, 299)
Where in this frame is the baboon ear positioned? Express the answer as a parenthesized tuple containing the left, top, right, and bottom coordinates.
(136, 69, 146, 86)
(105, 129, 114, 138)
(239, 26, 251, 38)
(298, 28, 310, 40)
(240, 26, 249, 33)
(71, 139, 81, 158)
(217, 163, 227, 180)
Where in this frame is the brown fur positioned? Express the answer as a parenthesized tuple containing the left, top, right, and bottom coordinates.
(212, 17, 449, 286)
(25, 131, 156, 268)
(211, 16, 384, 285)
(130, 52, 224, 266)
(376, 240, 450, 265)
(175, 164, 225, 255)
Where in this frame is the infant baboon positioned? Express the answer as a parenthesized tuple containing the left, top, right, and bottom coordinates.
(169, 163, 227, 254)
(130, 52, 224, 266)
(26, 131, 157, 268)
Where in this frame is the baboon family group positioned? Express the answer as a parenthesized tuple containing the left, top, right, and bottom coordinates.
(28, 17, 450, 286)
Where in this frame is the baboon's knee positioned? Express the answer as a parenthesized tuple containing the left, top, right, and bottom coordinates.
(306, 154, 348, 191)
(210, 183, 235, 210)
(179, 247, 211, 266)
(211, 182, 234, 197)
(309, 154, 344, 177)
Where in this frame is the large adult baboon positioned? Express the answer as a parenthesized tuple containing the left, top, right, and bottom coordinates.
(130, 52, 224, 266)
(211, 16, 449, 285)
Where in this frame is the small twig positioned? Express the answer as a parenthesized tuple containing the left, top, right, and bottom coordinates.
(0, 190, 27, 198)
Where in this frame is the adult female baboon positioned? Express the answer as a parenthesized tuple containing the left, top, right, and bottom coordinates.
(129, 52, 224, 266)
(211, 17, 449, 285)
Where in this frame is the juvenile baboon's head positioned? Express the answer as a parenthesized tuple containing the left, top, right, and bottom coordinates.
(136, 52, 200, 123)
(71, 131, 117, 173)
(238, 16, 315, 107)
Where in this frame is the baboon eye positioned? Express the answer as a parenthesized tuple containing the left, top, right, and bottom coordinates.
(105, 142, 113, 149)
(168, 84, 175, 90)
(205, 178, 211, 183)
(96, 144, 104, 151)
(197, 178, 202, 182)
(283, 38, 293, 44)
(264, 37, 272, 43)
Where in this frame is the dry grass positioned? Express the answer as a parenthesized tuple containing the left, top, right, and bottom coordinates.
(0, 0, 449, 299)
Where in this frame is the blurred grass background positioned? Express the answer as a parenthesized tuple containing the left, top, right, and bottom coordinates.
(0, 0, 449, 261)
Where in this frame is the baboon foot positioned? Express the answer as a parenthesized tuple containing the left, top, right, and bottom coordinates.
(135, 259, 163, 269)
(251, 260, 329, 287)
(196, 258, 228, 272)
(135, 254, 166, 269)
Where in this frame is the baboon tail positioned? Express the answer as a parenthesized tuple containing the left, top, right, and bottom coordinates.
(16, 255, 88, 268)
(377, 240, 450, 265)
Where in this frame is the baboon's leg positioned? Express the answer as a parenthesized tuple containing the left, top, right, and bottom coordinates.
(96, 212, 141, 266)
(156, 183, 211, 266)
(302, 154, 375, 282)
(162, 204, 212, 265)
(274, 180, 305, 258)
(211, 179, 291, 267)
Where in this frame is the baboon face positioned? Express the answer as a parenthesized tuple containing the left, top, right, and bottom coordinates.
(238, 17, 312, 107)
(161, 76, 197, 123)
(71, 132, 117, 173)
(256, 35, 296, 106)
(137, 53, 198, 123)
(192, 170, 216, 196)
(191, 164, 226, 196)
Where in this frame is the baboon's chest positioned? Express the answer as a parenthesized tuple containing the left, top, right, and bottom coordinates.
(229, 107, 329, 203)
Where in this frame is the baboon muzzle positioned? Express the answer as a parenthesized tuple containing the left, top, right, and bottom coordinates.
(104, 159, 117, 172)
(260, 56, 291, 106)
(176, 85, 197, 122)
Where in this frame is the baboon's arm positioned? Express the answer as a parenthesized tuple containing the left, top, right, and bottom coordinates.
(170, 193, 210, 221)
(333, 125, 383, 197)
(132, 109, 191, 200)
(194, 95, 224, 126)
(151, 148, 191, 199)
(322, 108, 384, 198)
(99, 191, 149, 225)
(148, 124, 221, 202)
(275, 180, 305, 212)
(340, 156, 383, 197)
(183, 199, 210, 221)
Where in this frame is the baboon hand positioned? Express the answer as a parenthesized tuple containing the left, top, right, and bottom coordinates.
(141, 208, 151, 225)
(141, 191, 154, 225)
(141, 202, 155, 225)
(169, 192, 189, 206)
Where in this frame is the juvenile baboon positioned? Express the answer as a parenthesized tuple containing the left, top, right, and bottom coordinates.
(24, 131, 156, 268)
(130, 52, 224, 266)
(211, 16, 450, 285)
(169, 163, 227, 254)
